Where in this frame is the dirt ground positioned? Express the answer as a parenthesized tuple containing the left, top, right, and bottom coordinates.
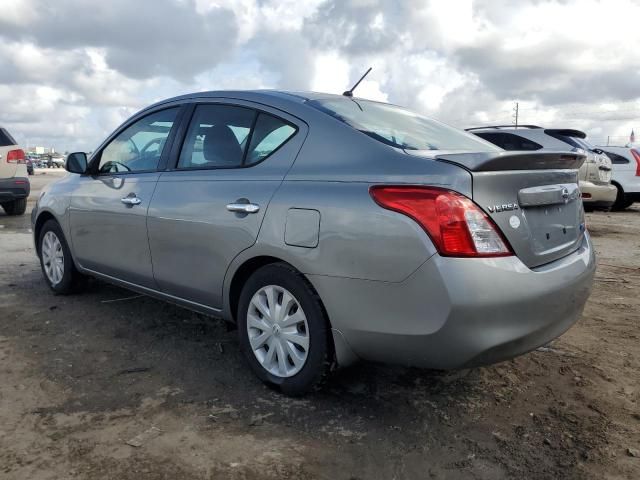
(1, 170, 638, 479)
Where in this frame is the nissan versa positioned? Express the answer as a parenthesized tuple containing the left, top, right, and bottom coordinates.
(31, 91, 596, 395)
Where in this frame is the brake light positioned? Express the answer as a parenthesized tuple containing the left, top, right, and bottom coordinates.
(631, 149, 640, 177)
(6, 149, 25, 164)
(369, 186, 512, 257)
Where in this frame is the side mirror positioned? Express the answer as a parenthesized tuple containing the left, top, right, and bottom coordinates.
(65, 152, 88, 174)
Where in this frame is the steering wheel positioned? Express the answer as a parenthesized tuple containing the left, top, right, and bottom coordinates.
(140, 137, 165, 157)
(100, 161, 132, 173)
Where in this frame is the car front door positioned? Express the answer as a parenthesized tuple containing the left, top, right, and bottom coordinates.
(147, 101, 306, 309)
(69, 107, 182, 288)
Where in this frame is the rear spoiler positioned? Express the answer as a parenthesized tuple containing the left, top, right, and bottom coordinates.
(544, 128, 587, 139)
(410, 151, 586, 172)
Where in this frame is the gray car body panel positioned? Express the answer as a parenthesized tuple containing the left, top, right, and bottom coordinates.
(33, 90, 596, 369)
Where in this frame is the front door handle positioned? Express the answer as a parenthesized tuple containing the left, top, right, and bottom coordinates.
(226, 202, 260, 214)
(121, 194, 142, 206)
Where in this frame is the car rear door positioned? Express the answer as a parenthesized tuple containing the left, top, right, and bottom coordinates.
(69, 106, 183, 287)
(147, 100, 307, 309)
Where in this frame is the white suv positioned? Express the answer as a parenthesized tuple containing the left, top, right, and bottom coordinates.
(468, 126, 617, 210)
(596, 145, 640, 210)
(0, 127, 30, 215)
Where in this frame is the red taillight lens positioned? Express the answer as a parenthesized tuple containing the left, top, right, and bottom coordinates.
(6, 149, 26, 164)
(369, 186, 513, 257)
(631, 149, 640, 177)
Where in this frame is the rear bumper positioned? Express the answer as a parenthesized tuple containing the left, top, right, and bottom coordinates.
(0, 177, 30, 202)
(309, 233, 595, 369)
(580, 181, 616, 207)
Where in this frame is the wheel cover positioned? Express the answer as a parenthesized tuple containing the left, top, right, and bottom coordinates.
(42, 231, 64, 285)
(247, 285, 310, 378)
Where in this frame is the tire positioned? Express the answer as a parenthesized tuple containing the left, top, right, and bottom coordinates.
(237, 263, 334, 396)
(611, 184, 627, 211)
(2, 198, 27, 216)
(38, 219, 84, 294)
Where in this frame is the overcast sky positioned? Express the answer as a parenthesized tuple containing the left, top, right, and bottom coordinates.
(1, 0, 639, 152)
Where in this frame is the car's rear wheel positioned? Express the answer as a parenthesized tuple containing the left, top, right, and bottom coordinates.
(38, 220, 84, 294)
(1, 198, 27, 216)
(622, 197, 635, 209)
(611, 184, 628, 211)
(237, 263, 333, 396)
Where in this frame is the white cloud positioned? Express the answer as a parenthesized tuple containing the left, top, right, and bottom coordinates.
(0, 0, 638, 151)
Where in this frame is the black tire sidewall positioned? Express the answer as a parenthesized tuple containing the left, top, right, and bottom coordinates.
(14, 198, 27, 215)
(611, 184, 626, 211)
(38, 220, 77, 294)
(2, 198, 26, 216)
(237, 263, 330, 396)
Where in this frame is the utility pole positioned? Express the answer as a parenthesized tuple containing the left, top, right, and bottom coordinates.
(513, 102, 519, 129)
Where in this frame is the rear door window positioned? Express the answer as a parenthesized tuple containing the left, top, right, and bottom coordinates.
(0, 128, 17, 147)
(602, 151, 629, 164)
(178, 106, 297, 169)
(474, 132, 543, 151)
(178, 105, 256, 169)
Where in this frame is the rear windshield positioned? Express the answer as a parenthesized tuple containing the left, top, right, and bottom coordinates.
(0, 128, 17, 147)
(546, 131, 595, 152)
(474, 132, 543, 151)
(308, 98, 500, 152)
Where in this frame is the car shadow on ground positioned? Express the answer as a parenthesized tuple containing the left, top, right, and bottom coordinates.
(3, 273, 609, 479)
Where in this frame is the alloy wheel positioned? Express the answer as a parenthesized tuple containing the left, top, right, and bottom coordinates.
(42, 231, 64, 285)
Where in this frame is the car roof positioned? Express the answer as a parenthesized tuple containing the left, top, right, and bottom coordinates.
(138, 90, 393, 119)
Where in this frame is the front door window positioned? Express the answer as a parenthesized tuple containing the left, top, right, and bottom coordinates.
(98, 108, 179, 174)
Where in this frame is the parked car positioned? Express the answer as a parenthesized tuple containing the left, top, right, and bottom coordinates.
(0, 126, 30, 215)
(467, 126, 617, 210)
(51, 155, 65, 168)
(595, 145, 640, 210)
(32, 91, 595, 395)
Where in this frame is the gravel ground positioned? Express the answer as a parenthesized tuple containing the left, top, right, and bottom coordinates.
(1, 171, 638, 479)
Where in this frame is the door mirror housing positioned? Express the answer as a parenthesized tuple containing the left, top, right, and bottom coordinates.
(65, 152, 88, 174)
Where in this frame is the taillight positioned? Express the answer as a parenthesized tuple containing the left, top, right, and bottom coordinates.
(6, 149, 26, 164)
(631, 149, 640, 176)
(369, 186, 512, 257)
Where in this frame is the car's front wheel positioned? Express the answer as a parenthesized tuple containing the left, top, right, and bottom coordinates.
(38, 220, 84, 294)
(238, 263, 334, 396)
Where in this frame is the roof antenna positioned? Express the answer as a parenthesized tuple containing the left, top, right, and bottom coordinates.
(343, 67, 372, 97)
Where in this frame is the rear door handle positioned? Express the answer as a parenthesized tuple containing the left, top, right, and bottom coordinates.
(226, 202, 260, 214)
(121, 194, 142, 206)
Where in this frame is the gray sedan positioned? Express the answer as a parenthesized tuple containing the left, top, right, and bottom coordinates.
(32, 91, 595, 395)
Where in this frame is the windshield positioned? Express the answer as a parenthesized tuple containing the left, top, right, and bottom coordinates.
(308, 98, 500, 152)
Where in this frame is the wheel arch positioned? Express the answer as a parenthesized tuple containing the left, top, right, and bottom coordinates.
(34, 211, 58, 255)
(225, 253, 359, 367)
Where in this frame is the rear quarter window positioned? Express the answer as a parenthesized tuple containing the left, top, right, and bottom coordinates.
(601, 151, 629, 164)
(0, 128, 17, 147)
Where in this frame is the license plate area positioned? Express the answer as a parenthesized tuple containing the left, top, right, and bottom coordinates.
(522, 201, 582, 255)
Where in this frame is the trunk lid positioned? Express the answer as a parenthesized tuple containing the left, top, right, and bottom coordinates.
(408, 150, 587, 268)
